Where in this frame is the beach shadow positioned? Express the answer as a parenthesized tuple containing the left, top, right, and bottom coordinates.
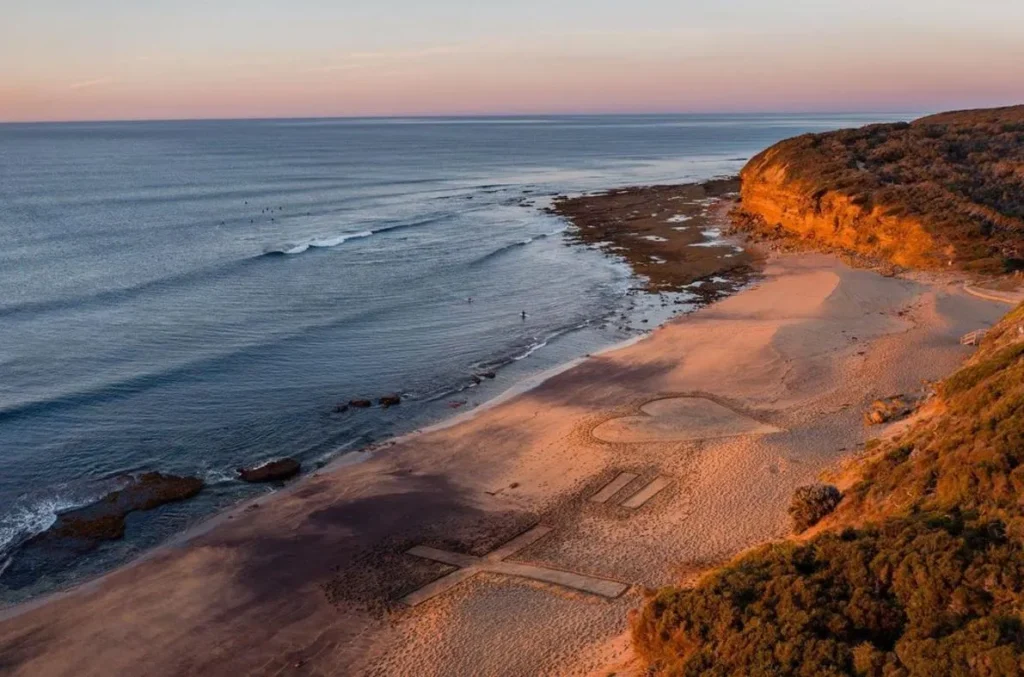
(212, 472, 538, 614)
(0, 625, 54, 674)
(517, 354, 680, 409)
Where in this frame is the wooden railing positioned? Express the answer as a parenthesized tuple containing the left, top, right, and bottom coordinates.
(960, 329, 986, 346)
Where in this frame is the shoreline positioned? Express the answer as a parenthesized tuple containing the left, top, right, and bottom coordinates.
(0, 178, 753, 609)
(0, 331, 657, 625)
(1, 180, 1010, 676)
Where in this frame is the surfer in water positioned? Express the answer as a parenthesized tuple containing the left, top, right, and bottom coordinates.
(521, 310, 527, 320)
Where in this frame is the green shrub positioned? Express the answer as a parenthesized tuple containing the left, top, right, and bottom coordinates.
(789, 484, 843, 533)
(633, 515, 1024, 676)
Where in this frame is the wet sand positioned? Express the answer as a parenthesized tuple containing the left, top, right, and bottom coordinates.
(0, 187, 1010, 676)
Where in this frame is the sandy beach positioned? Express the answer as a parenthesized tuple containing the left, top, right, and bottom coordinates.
(0, 231, 1009, 675)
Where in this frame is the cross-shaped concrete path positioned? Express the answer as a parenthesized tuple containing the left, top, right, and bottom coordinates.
(401, 525, 629, 606)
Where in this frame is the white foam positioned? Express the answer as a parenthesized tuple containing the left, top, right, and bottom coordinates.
(0, 477, 131, 559)
(310, 231, 373, 248)
(513, 340, 549, 361)
(273, 229, 375, 255)
(202, 468, 238, 485)
(666, 214, 692, 223)
(640, 235, 668, 242)
(0, 497, 92, 556)
(689, 227, 729, 248)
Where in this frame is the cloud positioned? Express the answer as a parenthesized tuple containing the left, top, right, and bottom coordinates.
(69, 77, 114, 90)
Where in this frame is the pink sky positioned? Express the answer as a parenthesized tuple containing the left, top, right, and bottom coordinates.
(3, 3, 1023, 122)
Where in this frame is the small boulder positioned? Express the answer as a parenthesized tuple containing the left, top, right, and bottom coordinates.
(378, 394, 401, 407)
(238, 458, 301, 483)
(789, 483, 842, 533)
(333, 403, 349, 413)
(866, 409, 888, 425)
(864, 395, 914, 426)
(349, 399, 372, 408)
(477, 371, 497, 380)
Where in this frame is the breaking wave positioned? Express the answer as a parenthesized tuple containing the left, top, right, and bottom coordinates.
(467, 228, 566, 267)
(262, 214, 450, 256)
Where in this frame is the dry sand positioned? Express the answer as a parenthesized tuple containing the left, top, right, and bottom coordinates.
(0, 250, 1008, 677)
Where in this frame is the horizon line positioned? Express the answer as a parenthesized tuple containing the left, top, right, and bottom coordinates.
(0, 108, 933, 126)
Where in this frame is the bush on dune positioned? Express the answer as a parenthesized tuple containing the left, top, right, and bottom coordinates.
(634, 514, 1024, 676)
(788, 484, 842, 533)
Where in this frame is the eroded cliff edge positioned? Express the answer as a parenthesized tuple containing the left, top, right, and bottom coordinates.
(735, 105, 1024, 274)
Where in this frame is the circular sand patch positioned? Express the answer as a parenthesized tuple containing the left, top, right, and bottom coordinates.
(593, 397, 782, 443)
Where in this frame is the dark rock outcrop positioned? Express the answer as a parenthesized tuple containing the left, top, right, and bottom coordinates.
(29, 472, 204, 550)
(349, 399, 372, 408)
(237, 458, 301, 483)
(378, 394, 401, 407)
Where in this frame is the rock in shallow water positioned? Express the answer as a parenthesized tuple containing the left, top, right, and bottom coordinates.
(237, 458, 301, 483)
(378, 394, 401, 407)
(28, 472, 204, 550)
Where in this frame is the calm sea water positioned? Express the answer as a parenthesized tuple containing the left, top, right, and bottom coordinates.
(0, 113, 910, 600)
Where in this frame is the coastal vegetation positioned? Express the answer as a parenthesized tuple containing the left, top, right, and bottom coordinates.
(632, 302, 1024, 675)
(735, 105, 1024, 273)
(787, 483, 842, 534)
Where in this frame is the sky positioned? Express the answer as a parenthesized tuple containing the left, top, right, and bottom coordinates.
(2, 0, 1023, 122)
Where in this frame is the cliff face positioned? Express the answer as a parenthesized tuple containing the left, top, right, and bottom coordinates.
(736, 106, 1024, 274)
(740, 150, 940, 268)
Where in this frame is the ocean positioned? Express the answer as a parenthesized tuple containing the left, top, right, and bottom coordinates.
(0, 113, 909, 601)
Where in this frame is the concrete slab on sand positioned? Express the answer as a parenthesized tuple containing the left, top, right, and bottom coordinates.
(620, 476, 672, 509)
(401, 525, 629, 606)
(588, 472, 639, 504)
(593, 396, 782, 443)
(589, 472, 672, 509)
